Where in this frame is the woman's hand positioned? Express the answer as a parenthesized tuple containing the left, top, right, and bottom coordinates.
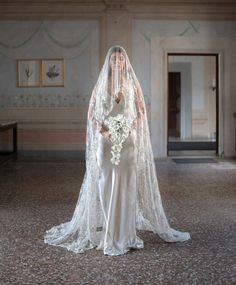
(102, 131, 111, 141)
(100, 125, 111, 141)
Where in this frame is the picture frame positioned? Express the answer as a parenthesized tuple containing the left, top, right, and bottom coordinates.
(17, 59, 41, 87)
(41, 59, 65, 87)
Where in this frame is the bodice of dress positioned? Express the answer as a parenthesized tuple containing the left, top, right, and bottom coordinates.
(109, 96, 125, 116)
(103, 95, 126, 129)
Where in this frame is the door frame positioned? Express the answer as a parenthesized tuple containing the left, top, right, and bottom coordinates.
(167, 53, 219, 156)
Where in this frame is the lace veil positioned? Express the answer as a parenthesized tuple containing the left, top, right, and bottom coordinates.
(44, 46, 190, 253)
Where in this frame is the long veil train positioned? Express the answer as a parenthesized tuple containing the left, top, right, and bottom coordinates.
(44, 46, 190, 253)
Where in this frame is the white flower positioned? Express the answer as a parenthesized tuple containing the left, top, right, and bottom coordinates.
(105, 114, 131, 165)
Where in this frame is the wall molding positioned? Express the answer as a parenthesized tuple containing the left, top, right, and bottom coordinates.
(0, 1, 235, 20)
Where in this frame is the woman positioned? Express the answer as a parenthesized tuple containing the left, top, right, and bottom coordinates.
(44, 46, 190, 256)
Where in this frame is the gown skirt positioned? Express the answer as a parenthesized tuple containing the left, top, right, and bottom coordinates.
(96, 129, 144, 256)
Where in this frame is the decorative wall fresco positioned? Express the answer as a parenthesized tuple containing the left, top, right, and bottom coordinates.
(0, 20, 99, 109)
(0, 93, 150, 108)
(0, 93, 90, 108)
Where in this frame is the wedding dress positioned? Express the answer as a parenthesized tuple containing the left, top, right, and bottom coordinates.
(96, 90, 144, 255)
(44, 46, 190, 256)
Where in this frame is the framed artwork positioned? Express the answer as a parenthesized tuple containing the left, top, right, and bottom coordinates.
(41, 59, 65, 87)
(17, 59, 41, 87)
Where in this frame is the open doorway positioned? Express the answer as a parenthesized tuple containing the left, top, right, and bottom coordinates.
(167, 53, 219, 156)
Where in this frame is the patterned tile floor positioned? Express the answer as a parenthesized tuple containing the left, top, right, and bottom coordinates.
(0, 159, 235, 285)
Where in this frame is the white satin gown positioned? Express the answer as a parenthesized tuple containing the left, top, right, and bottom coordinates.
(96, 96, 144, 256)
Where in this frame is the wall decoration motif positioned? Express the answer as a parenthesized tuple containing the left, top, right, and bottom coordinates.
(17, 59, 41, 87)
(42, 59, 64, 87)
(0, 93, 149, 108)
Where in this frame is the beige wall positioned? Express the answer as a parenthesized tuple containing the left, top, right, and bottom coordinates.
(0, 1, 236, 157)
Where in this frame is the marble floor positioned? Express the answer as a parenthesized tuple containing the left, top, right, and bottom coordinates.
(0, 158, 235, 285)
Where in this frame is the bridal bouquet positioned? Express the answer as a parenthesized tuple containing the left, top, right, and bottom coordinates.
(105, 114, 130, 165)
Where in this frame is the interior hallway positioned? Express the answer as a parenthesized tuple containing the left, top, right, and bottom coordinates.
(0, 158, 235, 285)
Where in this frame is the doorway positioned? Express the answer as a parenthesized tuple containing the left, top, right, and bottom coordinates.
(168, 72, 181, 138)
(167, 53, 219, 156)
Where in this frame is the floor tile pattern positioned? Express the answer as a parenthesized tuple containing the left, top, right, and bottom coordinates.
(0, 160, 235, 285)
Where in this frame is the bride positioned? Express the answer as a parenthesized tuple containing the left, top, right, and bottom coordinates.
(44, 45, 190, 256)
